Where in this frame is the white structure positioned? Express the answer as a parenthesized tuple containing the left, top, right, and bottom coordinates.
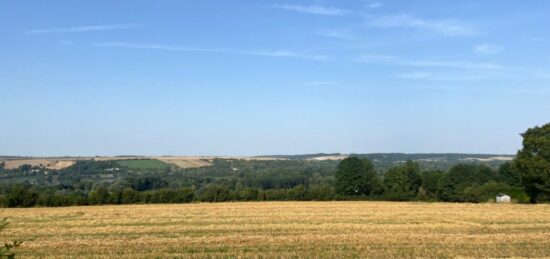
(496, 193, 511, 203)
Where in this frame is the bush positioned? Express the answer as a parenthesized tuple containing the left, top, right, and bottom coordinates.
(307, 185, 335, 201)
(238, 188, 260, 201)
(199, 184, 230, 202)
(463, 181, 530, 203)
(5, 184, 38, 207)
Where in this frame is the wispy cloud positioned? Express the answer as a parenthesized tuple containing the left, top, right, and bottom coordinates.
(314, 29, 355, 40)
(365, 1, 383, 9)
(367, 14, 475, 36)
(274, 5, 350, 16)
(357, 55, 503, 70)
(93, 42, 328, 61)
(396, 72, 479, 81)
(26, 23, 140, 34)
(474, 44, 503, 55)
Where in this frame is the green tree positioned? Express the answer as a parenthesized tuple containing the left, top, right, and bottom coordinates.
(307, 185, 335, 201)
(121, 188, 140, 203)
(88, 187, 110, 205)
(199, 184, 230, 202)
(438, 164, 497, 202)
(289, 185, 307, 200)
(239, 188, 259, 201)
(383, 160, 422, 200)
(335, 157, 379, 196)
(498, 162, 521, 187)
(5, 184, 38, 208)
(419, 170, 444, 199)
(462, 181, 529, 203)
(175, 187, 195, 203)
(513, 122, 550, 202)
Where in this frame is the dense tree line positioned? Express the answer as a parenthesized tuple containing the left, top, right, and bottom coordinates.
(0, 122, 548, 207)
(0, 160, 529, 207)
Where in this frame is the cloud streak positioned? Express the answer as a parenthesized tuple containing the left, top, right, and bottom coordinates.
(367, 14, 475, 36)
(314, 29, 355, 40)
(474, 44, 503, 55)
(365, 1, 383, 9)
(27, 23, 140, 34)
(396, 72, 479, 81)
(93, 42, 329, 61)
(274, 5, 350, 16)
(357, 55, 503, 70)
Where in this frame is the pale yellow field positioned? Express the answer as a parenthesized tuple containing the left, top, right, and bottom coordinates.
(2, 202, 550, 258)
(1, 159, 76, 170)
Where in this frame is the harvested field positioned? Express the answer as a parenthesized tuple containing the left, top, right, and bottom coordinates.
(1, 159, 76, 170)
(155, 157, 213, 168)
(2, 202, 550, 258)
(308, 154, 349, 161)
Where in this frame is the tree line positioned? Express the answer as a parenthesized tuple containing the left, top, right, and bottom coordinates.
(0, 122, 548, 207)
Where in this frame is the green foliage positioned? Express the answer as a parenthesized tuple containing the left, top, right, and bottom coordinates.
(383, 161, 422, 201)
(335, 157, 380, 196)
(513, 122, 550, 203)
(121, 188, 140, 203)
(437, 164, 497, 202)
(462, 181, 529, 203)
(418, 170, 444, 199)
(498, 162, 521, 187)
(199, 184, 230, 202)
(5, 184, 38, 208)
(307, 185, 335, 201)
(238, 188, 260, 201)
(88, 186, 110, 205)
(288, 185, 307, 201)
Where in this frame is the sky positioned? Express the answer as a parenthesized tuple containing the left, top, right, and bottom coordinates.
(1, 1, 550, 156)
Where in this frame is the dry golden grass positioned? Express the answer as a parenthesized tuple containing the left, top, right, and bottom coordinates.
(2, 202, 550, 258)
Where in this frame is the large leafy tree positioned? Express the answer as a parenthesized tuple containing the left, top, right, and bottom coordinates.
(498, 162, 521, 187)
(335, 157, 380, 196)
(513, 123, 550, 203)
(383, 160, 422, 200)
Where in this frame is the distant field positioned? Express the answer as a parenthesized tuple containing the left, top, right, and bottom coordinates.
(0, 159, 76, 170)
(2, 202, 550, 258)
(154, 157, 212, 168)
(116, 159, 170, 170)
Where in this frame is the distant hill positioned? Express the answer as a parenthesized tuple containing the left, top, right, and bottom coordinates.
(255, 153, 343, 160)
(257, 153, 514, 171)
(1, 153, 515, 172)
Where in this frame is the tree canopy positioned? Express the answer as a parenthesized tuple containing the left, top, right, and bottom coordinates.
(335, 157, 380, 196)
(514, 123, 550, 202)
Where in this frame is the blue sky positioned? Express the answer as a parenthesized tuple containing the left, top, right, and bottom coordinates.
(1, 1, 549, 156)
